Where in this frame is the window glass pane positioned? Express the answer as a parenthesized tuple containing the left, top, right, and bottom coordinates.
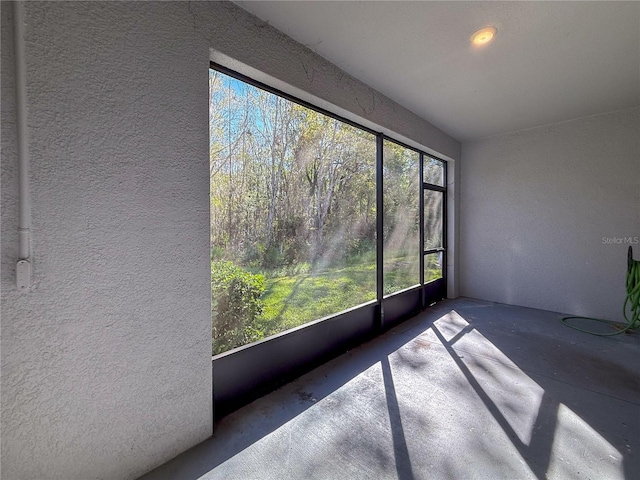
(210, 69, 376, 355)
(383, 140, 420, 295)
(425, 252, 443, 283)
(424, 189, 443, 250)
(424, 156, 444, 186)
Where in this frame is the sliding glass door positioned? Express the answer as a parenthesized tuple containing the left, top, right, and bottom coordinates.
(421, 156, 446, 305)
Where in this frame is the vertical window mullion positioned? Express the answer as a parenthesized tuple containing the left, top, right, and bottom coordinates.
(442, 161, 448, 289)
(376, 133, 384, 331)
(419, 153, 425, 307)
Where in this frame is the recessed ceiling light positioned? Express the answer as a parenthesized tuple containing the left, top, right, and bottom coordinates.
(471, 27, 497, 46)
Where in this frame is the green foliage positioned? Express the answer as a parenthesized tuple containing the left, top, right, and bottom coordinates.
(210, 70, 378, 272)
(259, 263, 377, 336)
(209, 70, 444, 355)
(212, 261, 266, 355)
(346, 238, 376, 262)
(258, 244, 286, 269)
(210, 246, 226, 261)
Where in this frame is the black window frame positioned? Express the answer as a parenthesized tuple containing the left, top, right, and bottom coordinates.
(210, 62, 448, 418)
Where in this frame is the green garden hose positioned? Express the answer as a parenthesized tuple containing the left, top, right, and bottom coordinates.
(561, 246, 640, 336)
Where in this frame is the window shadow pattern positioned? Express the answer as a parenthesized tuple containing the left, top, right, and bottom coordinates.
(141, 299, 639, 480)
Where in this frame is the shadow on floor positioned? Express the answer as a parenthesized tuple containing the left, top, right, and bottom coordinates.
(141, 298, 640, 480)
(434, 299, 639, 480)
(381, 356, 415, 480)
(141, 313, 436, 480)
(431, 322, 559, 479)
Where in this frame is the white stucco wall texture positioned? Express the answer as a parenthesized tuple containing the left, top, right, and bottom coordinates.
(1, 2, 212, 479)
(460, 107, 640, 322)
(1, 2, 459, 479)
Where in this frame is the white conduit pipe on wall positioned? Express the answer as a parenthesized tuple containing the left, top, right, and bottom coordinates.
(14, 1, 32, 290)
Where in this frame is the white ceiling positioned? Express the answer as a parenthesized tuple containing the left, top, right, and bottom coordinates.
(235, 1, 640, 142)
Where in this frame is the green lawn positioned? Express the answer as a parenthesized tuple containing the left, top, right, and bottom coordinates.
(258, 262, 377, 336)
(255, 254, 442, 337)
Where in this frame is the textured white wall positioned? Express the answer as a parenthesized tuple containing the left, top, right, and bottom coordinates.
(1, 2, 459, 479)
(460, 107, 640, 321)
(0, 2, 212, 479)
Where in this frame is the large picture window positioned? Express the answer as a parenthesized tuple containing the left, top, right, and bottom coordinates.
(210, 65, 447, 361)
(210, 64, 448, 414)
(210, 69, 377, 355)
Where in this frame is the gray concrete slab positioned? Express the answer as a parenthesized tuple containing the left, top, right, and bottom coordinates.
(140, 298, 640, 480)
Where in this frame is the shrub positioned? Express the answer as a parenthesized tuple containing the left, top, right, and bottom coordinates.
(260, 244, 285, 269)
(210, 245, 226, 261)
(346, 238, 376, 265)
(212, 261, 266, 355)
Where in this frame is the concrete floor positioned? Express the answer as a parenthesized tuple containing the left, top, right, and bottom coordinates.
(141, 298, 640, 480)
